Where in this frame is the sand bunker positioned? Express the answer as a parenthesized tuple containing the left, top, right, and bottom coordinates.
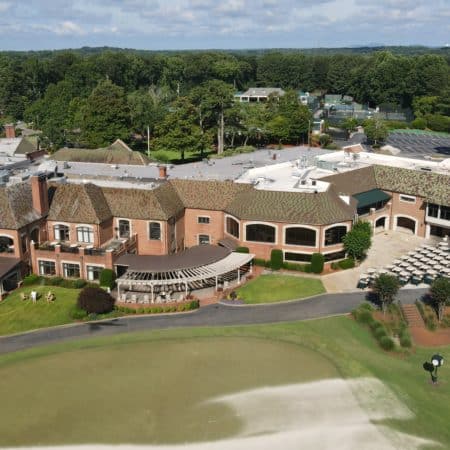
(2, 378, 436, 450)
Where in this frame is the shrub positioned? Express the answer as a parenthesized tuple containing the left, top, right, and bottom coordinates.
(338, 258, 355, 270)
(411, 117, 427, 129)
(235, 246, 249, 253)
(72, 279, 87, 289)
(87, 313, 98, 321)
(359, 302, 374, 311)
(400, 334, 412, 348)
(374, 326, 388, 339)
(369, 319, 384, 331)
(282, 262, 309, 272)
(270, 249, 283, 271)
(69, 306, 88, 320)
(77, 287, 115, 314)
(99, 269, 116, 289)
(235, 145, 255, 153)
(310, 253, 324, 274)
(187, 299, 200, 310)
(151, 150, 171, 162)
(253, 258, 269, 267)
(355, 309, 374, 324)
(23, 274, 41, 286)
(379, 336, 395, 351)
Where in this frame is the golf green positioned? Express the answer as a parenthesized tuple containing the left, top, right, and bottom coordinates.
(0, 337, 337, 446)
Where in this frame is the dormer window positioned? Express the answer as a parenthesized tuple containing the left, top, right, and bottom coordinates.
(76, 226, 93, 243)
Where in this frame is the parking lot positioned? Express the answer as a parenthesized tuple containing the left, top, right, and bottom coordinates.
(386, 130, 450, 159)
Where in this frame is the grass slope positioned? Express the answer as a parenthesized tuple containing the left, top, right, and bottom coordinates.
(0, 286, 79, 335)
(237, 274, 325, 304)
(0, 317, 448, 448)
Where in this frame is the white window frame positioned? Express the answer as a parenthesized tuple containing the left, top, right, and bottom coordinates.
(197, 216, 210, 224)
(399, 194, 416, 204)
(37, 259, 56, 276)
(198, 234, 211, 245)
(322, 222, 350, 247)
(283, 224, 319, 248)
(224, 214, 240, 239)
(53, 223, 70, 241)
(86, 264, 105, 281)
(244, 221, 278, 245)
(61, 261, 81, 278)
(76, 225, 94, 243)
(148, 221, 163, 241)
(117, 218, 132, 239)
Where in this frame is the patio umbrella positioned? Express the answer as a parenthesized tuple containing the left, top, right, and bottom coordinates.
(366, 268, 377, 274)
(400, 271, 410, 277)
(378, 268, 388, 274)
(392, 259, 401, 265)
(428, 269, 438, 275)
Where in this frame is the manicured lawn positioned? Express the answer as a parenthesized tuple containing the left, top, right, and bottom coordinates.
(152, 148, 213, 163)
(0, 318, 448, 448)
(0, 286, 80, 335)
(236, 274, 325, 304)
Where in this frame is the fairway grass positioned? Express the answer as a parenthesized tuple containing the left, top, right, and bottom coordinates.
(0, 286, 79, 336)
(236, 274, 325, 304)
(0, 317, 449, 448)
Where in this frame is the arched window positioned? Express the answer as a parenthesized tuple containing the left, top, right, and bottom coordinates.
(324, 226, 347, 246)
(0, 236, 14, 253)
(149, 222, 161, 240)
(285, 227, 316, 246)
(246, 223, 276, 243)
(76, 226, 93, 243)
(226, 217, 240, 239)
(54, 224, 70, 241)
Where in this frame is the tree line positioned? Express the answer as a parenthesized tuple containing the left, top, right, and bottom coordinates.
(0, 49, 448, 153)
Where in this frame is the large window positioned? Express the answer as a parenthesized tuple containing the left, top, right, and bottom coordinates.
(285, 227, 316, 246)
(54, 224, 70, 241)
(324, 250, 346, 262)
(246, 223, 276, 243)
(149, 222, 161, 240)
(0, 236, 14, 253)
(118, 219, 130, 238)
(427, 203, 439, 218)
(62, 263, 80, 278)
(198, 234, 210, 245)
(86, 265, 103, 281)
(226, 217, 240, 239)
(324, 226, 347, 246)
(284, 252, 312, 262)
(38, 260, 56, 276)
(441, 206, 450, 221)
(76, 226, 93, 243)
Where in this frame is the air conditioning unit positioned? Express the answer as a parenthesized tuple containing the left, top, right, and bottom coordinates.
(312, 180, 317, 186)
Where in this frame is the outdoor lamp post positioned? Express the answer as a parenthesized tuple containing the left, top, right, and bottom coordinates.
(431, 354, 444, 384)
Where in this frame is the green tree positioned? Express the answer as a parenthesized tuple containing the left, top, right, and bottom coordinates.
(81, 79, 130, 148)
(341, 117, 359, 138)
(430, 277, 450, 322)
(372, 274, 400, 315)
(412, 96, 439, 117)
(363, 119, 388, 145)
(196, 80, 234, 155)
(343, 229, 371, 261)
(153, 97, 209, 161)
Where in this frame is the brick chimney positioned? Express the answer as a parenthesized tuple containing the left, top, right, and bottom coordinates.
(31, 175, 49, 216)
(158, 165, 167, 179)
(4, 123, 15, 139)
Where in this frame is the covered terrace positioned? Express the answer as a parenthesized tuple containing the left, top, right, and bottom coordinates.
(115, 245, 254, 304)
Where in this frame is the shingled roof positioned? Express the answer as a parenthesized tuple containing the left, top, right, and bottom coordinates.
(0, 183, 41, 229)
(226, 186, 354, 225)
(373, 165, 450, 207)
(170, 179, 252, 211)
(48, 183, 112, 224)
(321, 165, 450, 207)
(102, 182, 184, 221)
(320, 166, 378, 196)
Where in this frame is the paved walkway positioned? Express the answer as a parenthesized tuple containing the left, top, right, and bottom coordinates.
(322, 230, 431, 293)
(0, 289, 427, 355)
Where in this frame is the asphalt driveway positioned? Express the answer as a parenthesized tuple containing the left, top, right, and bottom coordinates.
(0, 289, 427, 355)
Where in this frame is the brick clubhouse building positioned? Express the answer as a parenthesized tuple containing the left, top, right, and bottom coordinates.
(0, 149, 449, 298)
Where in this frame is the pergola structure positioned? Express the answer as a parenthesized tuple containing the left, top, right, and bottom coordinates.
(115, 245, 254, 303)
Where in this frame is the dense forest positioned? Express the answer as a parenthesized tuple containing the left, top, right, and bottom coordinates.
(0, 47, 448, 153)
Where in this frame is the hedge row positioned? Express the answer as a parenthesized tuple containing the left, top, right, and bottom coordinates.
(22, 274, 95, 289)
(331, 258, 355, 270)
(352, 303, 396, 351)
(116, 300, 199, 314)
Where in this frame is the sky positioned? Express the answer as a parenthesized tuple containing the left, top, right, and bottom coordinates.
(0, 0, 449, 51)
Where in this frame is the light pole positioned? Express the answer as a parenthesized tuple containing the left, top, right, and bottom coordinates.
(431, 354, 444, 384)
